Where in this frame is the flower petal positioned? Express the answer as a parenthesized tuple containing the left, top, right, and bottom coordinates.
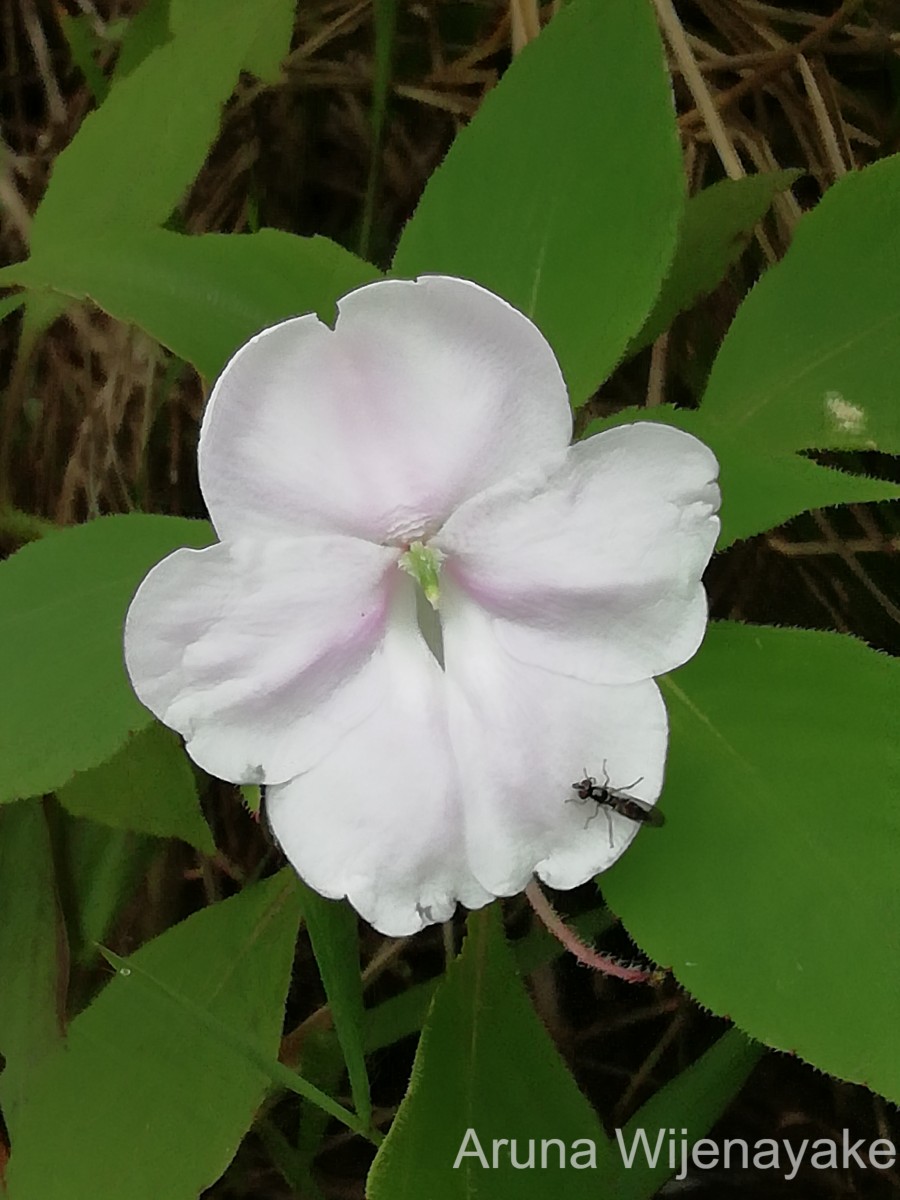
(435, 422, 720, 684)
(124, 535, 399, 784)
(265, 583, 494, 936)
(442, 582, 669, 896)
(199, 276, 572, 544)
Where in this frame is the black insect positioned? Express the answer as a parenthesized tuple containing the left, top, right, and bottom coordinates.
(568, 765, 665, 847)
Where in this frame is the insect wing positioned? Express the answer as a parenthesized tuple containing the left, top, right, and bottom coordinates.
(613, 793, 665, 828)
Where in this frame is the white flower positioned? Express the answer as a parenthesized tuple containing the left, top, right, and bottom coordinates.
(124, 276, 720, 935)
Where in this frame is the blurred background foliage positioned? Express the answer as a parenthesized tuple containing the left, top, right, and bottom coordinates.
(2, 1, 900, 1196)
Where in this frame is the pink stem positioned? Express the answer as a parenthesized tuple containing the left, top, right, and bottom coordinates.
(524, 880, 659, 984)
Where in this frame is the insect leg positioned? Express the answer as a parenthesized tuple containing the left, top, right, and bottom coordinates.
(566, 793, 596, 830)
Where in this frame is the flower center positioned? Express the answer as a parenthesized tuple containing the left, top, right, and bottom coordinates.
(398, 541, 445, 667)
(398, 540, 444, 609)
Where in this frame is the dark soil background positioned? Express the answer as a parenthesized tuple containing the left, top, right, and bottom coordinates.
(2, 1, 900, 1196)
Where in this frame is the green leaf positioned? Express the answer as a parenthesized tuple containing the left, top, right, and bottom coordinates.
(0, 801, 67, 1140)
(30, 0, 294, 248)
(603, 622, 900, 1103)
(706, 439, 900, 548)
(240, 784, 262, 816)
(0, 230, 380, 380)
(701, 155, 900, 455)
(167, 0, 291, 85)
(584, 407, 900, 547)
(629, 169, 802, 355)
(366, 913, 756, 1198)
(260, 1113, 328, 1200)
(241, 0, 295, 83)
(367, 907, 614, 1198)
(270, 1030, 345, 1198)
(0, 293, 25, 324)
(362, 906, 613, 1053)
(112, 0, 170, 83)
(392, 0, 684, 404)
(0, 515, 213, 804)
(591, 158, 900, 544)
(55, 812, 158, 967)
(60, 15, 109, 105)
(296, 883, 372, 1128)
(56, 722, 215, 854)
(5, 872, 302, 1200)
(610, 1031, 761, 1200)
(94, 945, 367, 1137)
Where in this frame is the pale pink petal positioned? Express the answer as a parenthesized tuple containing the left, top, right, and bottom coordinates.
(199, 276, 571, 544)
(435, 422, 720, 685)
(441, 582, 669, 896)
(124, 535, 399, 784)
(265, 581, 493, 936)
